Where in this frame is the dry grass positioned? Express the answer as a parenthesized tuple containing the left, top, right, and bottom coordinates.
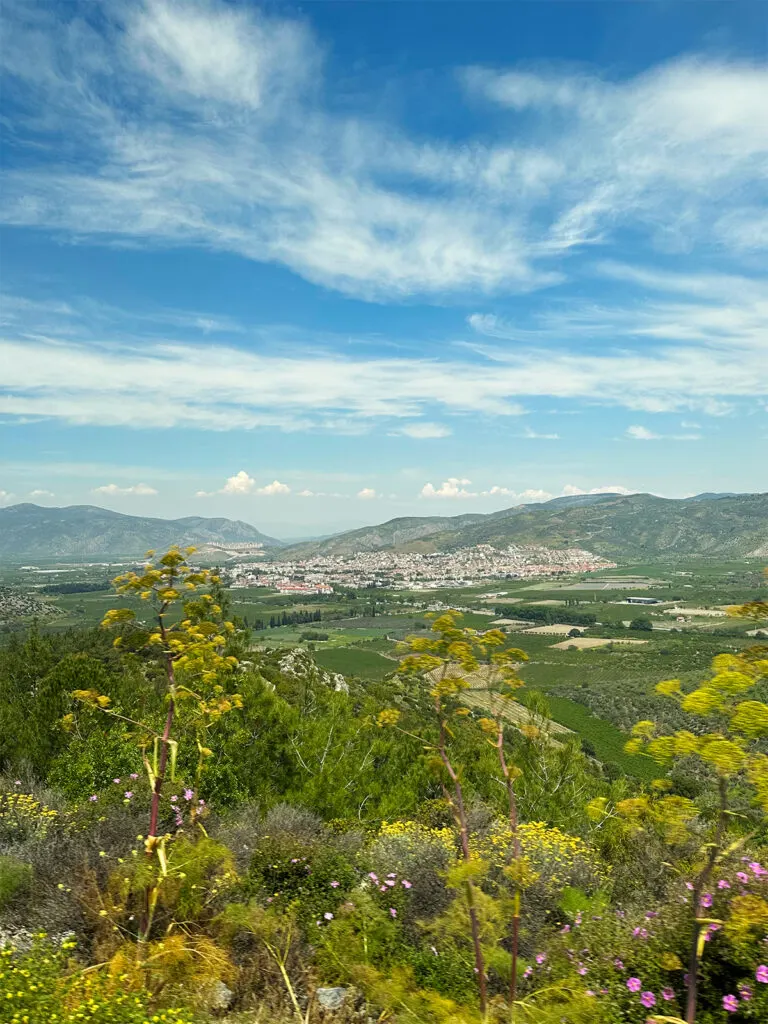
(549, 637, 649, 650)
(520, 623, 587, 636)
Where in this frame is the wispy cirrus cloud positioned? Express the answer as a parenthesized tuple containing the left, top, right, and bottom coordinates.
(1, 1, 766, 302)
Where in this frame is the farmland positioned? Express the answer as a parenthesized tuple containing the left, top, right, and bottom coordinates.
(1, 555, 765, 781)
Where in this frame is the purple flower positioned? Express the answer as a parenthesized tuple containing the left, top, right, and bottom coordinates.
(535, 954, 546, 964)
(389, 907, 397, 918)
(739, 985, 752, 1001)
(89, 794, 98, 802)
(183, 788, 194, 801)
(749, 862, 766, 877)
(380, 885, 387, 892)
(368, 872, 378, 882)
(402, 880, 412, 888)
(633, 927, 649, 939)
(662, 987, 674, 1001)
(323, 912, 333, 921)
(560, 924, 571, 934)
(330, 880, 340, 888)
(523, 966, 533, 978)
(124, 791, 133, 799)
(685, 881, 694, 890)
(627, 978, 642, 993)
(723, 994, 739, 1013)
(756, 964, 768, 983)
(737, 871, 750, 884)
(640, 992, 656, 1009)
(700, 893, 713, 908)
(577, 966, 588, 976)
(385, 879, 396, 887)
(718, 879, 731, 889)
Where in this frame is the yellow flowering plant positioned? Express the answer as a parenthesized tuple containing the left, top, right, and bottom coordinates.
(67, 547, 243, 946)
(589, 630, 768, 1024)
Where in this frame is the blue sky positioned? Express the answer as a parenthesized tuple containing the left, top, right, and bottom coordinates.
(1, 0, 766, 537)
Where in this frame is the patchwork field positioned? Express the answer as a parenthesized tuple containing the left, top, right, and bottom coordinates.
(549, 637, 649, 650)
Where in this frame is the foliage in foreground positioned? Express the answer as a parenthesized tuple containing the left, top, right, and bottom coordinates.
(0, 555, 766, 1023)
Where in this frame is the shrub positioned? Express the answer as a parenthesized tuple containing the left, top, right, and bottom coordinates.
(0, 937, 196, 1024)
(0, 855, 32, 910)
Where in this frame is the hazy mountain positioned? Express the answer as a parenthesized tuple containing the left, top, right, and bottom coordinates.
(0, 504, 281, 560)
(283, 492, 768, 559)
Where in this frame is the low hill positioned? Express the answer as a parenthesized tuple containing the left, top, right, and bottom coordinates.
(0, 504, 281, 560)
(283, 492, 768, 560)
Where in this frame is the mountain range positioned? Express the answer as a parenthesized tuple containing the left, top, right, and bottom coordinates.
(281, 492, 768, 560)
(0, 503, 281, 560)
(1, 492, 766, 561)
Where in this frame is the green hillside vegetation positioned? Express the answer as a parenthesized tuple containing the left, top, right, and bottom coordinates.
(1, 548, 768, 1024)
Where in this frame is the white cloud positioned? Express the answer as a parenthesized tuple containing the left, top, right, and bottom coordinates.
(626, 425, 660, 440)
(519, 488, 554, 502)
(626, 425, 701, 441)
(29, 489, 54, 498)
(297, 489, 315, 497)
(522, 426, 560, 440)
(258, 479, 291, 496)
(93, 482, 158, 496)
(222, 471, 256, 495)
(1, 4, 765, 301)
(199, 471, 290, 496)
(562, 484, 634, 496)
(357, 487, 378, 500)
(392, 422, 452, 439)
(420, 478, 476, 499)
(0, 490, 15, 505)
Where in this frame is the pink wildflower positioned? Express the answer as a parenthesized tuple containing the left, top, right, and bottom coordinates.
(662, 988, 674, 1001)
(535, 954, 546, 964)
(170, 795, 178, 803)
(402, 880, 412, 888)
(124, 791, 133, 799)
(183, 789, 194, 801)
(739, 985, 752, 1001)
(389, 907, 397, 918)
(700, 893, 713, 908)
(737, 871, 750, 884)
(323, 912, 333, 921)
(89, 794, 98, 802)
(129, 773, 139, 780)
(112, 778, 121, 784)
(627, 978, 642, 993)
(756, 964, 768, 983)
(718, 880, 731, 889)
(577, 966, 588, 976)
(640, 992, 656, 1009)
(330, 880, 340, 888)
(723, 994, 739, 1013)
(614, 959, 624, 970)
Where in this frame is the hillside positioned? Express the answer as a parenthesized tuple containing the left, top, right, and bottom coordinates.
(0, 503, 281, 559)
(283, 492, 768, 559)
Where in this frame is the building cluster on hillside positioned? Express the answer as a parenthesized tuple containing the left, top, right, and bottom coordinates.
(228, 544, 616, 592)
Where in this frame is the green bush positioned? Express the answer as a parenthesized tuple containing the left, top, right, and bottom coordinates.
(0, 854, 32, 909)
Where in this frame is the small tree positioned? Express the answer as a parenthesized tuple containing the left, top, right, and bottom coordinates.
(378, 612, 530, 1014)
(68, 546, 243, 945)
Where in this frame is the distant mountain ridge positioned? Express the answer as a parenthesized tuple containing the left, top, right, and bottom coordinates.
(281, 492, 768, 560)
(0, 504, 281, 560)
